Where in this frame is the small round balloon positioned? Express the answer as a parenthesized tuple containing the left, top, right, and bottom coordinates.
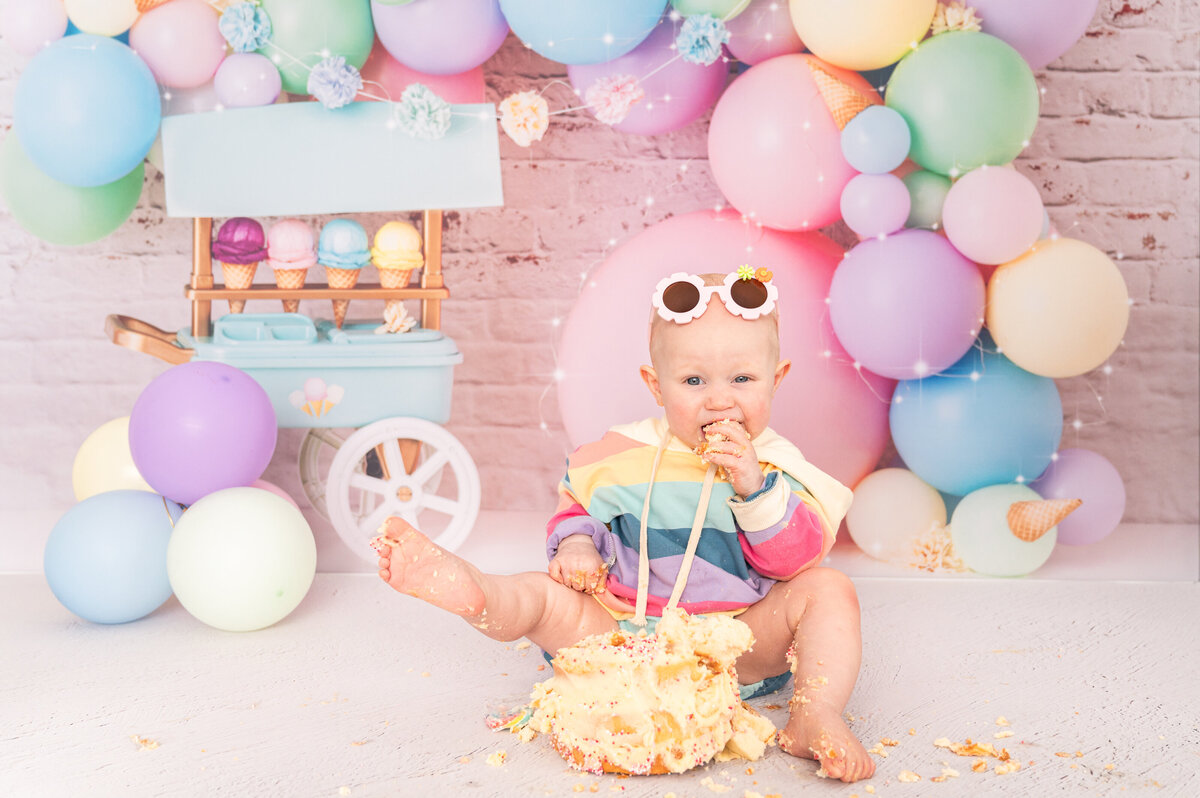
(129, 0, 227, 89)
(1031, 448, 1125, 546)
(498, 0, 666, 65)
(371, 0, 508, 76)
(886, 31, 1039, 177)
(62, 0, 137, 35)
(902, 169, 952, 230)
(890, 333, 1063, 496)
(44, 490, 184, 624)
(846, 468, 946, 563)
(129, 361, 278, 506)
(840, 105, 911, 175)
(942, 166, 1044, 265)
(250, 479, 301, 509)
(13, 34, 161, 187)
(214, 53, 283, 108)
(356, 38, 485, 104)
(257, 0, 374, 94)
(950, 483, 1057, 576)
(987, 237, 1130, 378)
(167, 487, 317, 632)
(789, 0, 936, 70)
(0, 133, 145, 246)
(839, 173, 911, 239)
(72, 416, 153, 500)
(725, 0, 804, 66)
(828, 229, 985, 380)
(4, 0, 69, 56)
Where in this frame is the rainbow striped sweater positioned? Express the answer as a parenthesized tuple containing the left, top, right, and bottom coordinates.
(546, 417, 854, 616)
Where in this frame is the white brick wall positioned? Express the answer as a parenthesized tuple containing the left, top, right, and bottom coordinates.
(0, 1, 1196, 572)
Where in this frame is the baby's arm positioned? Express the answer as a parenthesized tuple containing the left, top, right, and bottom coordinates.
(729, 471, 829, 580)
(546, 495, 615, 595)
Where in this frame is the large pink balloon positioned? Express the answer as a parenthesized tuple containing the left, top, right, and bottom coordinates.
(568, 21, 728, 135)
(356, 37, 485, 104)
(129, 0, 227, 89)
(960, 0, 1099, 71)
(708, 54, 878, 231)
(942, 165, 1044, 265)
(557, 210, 894, 487)
(725, 0, 804, 66)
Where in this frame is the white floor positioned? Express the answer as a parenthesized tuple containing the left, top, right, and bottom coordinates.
(4, 517, 1199, 798)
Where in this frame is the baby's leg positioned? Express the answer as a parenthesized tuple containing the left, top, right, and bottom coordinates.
(376, 517, 617, 654)
(736, 567, 875, 783)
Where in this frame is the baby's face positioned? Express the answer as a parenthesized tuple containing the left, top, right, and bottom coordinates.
(643, 300, 789, 449)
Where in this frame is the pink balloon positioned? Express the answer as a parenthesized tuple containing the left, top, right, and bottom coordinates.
(129, 0, 227, 89)
(3, 0, 69, 56)
(708, 54, 878, 231)
(213, 53, 281, 108)
(371, 0, 508, 76)
(1031, 448, 1125, 545)
(959, 0, 1100, 71)
(942, 166, 1044, 265)
(356, 37, 485, 104)
(557, 209, 894, 487)
(839, 173, 911, 239)
(568, 22, 729, 136)
(725, 0, 804, 66)
(250, 479, 301, 509)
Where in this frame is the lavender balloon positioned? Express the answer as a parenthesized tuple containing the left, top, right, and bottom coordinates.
(1031, 448, 1126, 545)
(568, 21, 729, 135)
(129, 362, 278, 506)
(839, 173, 911, 239)
(968, 0, 1099, 71)
(828, 229, 985, 380)
(372, 0, 509, 76)
(213, 53, 282, 108)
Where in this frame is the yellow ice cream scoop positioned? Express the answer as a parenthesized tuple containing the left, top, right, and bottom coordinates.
(372, 221, 424, 271)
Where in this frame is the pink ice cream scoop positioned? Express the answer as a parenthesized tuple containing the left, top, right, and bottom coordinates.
(267, 219, 318, 270)
(212, 217, 267, 264)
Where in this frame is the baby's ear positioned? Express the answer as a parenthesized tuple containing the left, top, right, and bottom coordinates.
(773, 359, 792, 392)
(639, 365, 664, 407)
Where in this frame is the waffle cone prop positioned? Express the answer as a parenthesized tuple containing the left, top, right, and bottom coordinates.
(378, 267, 413, 315)
(220, 261, 258, 314)
(1007, 498, 1082, 542)
(325, 267, 361, 327)
(136, 0, 171, 11)
(274, 268, 307, 313)
(806, 59, 877, 130)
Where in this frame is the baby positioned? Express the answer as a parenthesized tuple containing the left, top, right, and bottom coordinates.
(377, 270, 875, 783)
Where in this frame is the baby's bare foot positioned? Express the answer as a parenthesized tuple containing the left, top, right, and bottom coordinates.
(375, 518, 486, 617)
(778, 703, 876, 783)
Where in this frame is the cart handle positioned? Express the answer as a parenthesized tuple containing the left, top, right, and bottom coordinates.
(106, 314, 193, 365)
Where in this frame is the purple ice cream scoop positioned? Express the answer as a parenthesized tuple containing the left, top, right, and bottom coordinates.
(213, 217, 267, 264)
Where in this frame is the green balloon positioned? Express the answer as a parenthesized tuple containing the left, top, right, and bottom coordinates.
(258, 0, 374, 96)
(950, 483, 1057, 577)
(886, 31, 1039, 176)
(902, 169, 952, 230)
(0, 133, 144, 246)
(671, 0, 750, 19)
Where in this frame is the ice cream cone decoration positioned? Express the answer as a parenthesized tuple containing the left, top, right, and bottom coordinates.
(325, 267, 360, 327)
(212, 218, 267, 314)
(136, 0, 171, 11)
(806, 59, 877, 130)
(372, 220, 424, 319)
(221, 262, 258, 313)
(318, 219, 371, 328)
(1006, 498, 1082, 542)
(288, 380, 344, 418)
(267, 219, 317, 314)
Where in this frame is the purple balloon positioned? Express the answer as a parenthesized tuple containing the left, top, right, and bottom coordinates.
(372, 0, 509, 76)
(965, 0, 1099, 70)
(568, 21, 729, 136)
(213, 53, 282, 108)
(828, 229, 985, 381)
(1031, 448, 1126, 545)
(129, 362, 278, 506)
(840, 173, 911, 238)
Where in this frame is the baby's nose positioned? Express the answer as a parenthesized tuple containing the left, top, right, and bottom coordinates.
(705, 386, 735, 410)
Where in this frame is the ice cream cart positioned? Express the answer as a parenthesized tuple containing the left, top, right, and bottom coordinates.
(106, 100, 503, 559)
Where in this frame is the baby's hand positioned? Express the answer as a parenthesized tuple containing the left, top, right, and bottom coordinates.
(549, 534, 608, 594)
(698, 420, 764, 499)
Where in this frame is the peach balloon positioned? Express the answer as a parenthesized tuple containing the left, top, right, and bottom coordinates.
(250, 479, 301, 509)
(129, 0, 227, 89)
(557, 209, 895, 487)
(986, 237, 1130, 378)
(845, 468, 946, 563)
(357, 37, 485, 105)
(63, 0, 138, 36)
(789, 0, 937, 71)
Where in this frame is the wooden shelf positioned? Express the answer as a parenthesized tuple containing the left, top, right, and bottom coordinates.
(185, 284, 450, 301)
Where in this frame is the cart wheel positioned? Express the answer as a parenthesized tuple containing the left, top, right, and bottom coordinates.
(325, 417, 480, 560)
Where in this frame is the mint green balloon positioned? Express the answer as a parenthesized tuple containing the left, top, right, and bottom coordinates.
(886, 31, 1039, 176)
(950, 484, 1057, 577)
(671, 0, 750, 19)
(902, 169, 952, 230)
(0, 133, 144, 246)
(258, 0, 374, 95)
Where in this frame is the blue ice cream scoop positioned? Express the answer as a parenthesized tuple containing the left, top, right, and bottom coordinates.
(318, 219, 370, 270)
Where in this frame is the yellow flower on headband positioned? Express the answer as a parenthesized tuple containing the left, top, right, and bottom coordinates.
(735, 264, 754, 281)
(755, 268, 773, 282)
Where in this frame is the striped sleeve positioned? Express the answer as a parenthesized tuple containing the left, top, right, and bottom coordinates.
(730, 470, 826, 579)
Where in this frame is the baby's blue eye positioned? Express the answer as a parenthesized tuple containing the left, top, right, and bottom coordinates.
(734, 375, 751, 383)
(685, 376, 702, 386)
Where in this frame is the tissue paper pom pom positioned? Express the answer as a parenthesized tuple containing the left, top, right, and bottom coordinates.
(219, 2, 272, 53)
(395, 83, 452, 140)
(308, 55, 363, 109)
(499, 90, 550, 147)
(586, 74, 645, 126)
(677, 14, 729, 66)
(931, 2, 982, 35)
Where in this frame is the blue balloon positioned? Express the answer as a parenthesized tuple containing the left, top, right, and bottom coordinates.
(498, 0, 667, 64)
(840, 105, 912, 175)
(13, 34, 160, 187)
(890, 334, 1062, 495)
(44, 490, 184, 624)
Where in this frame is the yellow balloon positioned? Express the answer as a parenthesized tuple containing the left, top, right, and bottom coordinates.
(789, 0, 937, 71)
(987, 237, 1130, 378)
(72, 416, 154, 501)
(845, 468, 946, 563)
(63, 0, 139, 36)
